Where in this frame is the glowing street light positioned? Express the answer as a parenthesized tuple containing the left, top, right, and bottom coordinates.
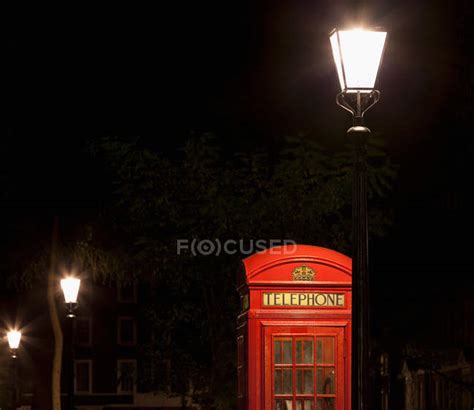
(329, 27, 388, 410)
(330, 28, 387, 93)
(7, 330, 22, 358)
(61, 276, 81, 317)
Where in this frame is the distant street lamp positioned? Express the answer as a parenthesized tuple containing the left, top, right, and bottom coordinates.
(7, 330, 21, 358)
(61, 276, 81, 410)
(7, 330, 22, 409)
(61, 277, 81, 317)
(330, 27, 387, 410)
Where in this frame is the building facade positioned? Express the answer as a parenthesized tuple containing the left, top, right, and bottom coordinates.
(5, 282, 200, 410)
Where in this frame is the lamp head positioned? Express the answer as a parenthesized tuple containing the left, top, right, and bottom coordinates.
(60, 277, 81, 304)
(7, 330, 21, 358)
(330, 28, 387, 93)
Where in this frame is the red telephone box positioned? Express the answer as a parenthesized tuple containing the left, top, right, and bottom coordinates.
(237, 245, 352, 410)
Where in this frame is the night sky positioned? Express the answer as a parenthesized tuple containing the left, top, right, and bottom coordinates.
(5, 1, 474, 343)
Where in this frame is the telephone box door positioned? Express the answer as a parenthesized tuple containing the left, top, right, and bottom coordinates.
(264, 324, 345, 410)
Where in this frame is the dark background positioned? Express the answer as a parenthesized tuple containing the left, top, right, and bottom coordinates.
(4, 0, 474, 350)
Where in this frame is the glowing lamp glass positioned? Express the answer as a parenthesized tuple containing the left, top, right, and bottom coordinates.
(61, 277, 81, 303)
(330, 28, 387, 92)
(7, 330, 21, 349)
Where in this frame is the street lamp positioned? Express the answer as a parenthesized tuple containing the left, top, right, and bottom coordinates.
(7, 330, 21, 358)
(330, 27, 387, 410)
(7, 330, 22, 409)
(61, 276, 81, 410)
(61, 276, 81, 318)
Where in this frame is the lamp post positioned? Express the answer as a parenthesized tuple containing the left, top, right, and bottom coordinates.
(61, 276, 81, 410)
(329, 28, 387, 410)
(7, 330, 22, 410)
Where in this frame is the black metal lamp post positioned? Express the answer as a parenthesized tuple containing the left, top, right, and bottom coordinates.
(329, 27, 387, 410)
(7, 330, 22, 410)
(60, 276, 81, 410)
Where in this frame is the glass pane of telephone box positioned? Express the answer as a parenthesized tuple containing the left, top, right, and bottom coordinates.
(316, 337, 335, 364)
(296, 399, 313, 410)
(282, 340, 292, 363)
(275, 339, 292, 364)
(282, 369, 293, 393)
(317, 367, 336, 394)
(317, 397, 335, 410)
(296, 340, 313, 364)
(296, 369, 314, 394)
(275, 340, 282, 363)
(275, 399, 293, 410)
(275, 369, 293, 394)
(275, 369, 282, 394)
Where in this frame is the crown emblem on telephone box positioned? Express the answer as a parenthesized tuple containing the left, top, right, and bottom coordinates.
(292, 265, 316, 281)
